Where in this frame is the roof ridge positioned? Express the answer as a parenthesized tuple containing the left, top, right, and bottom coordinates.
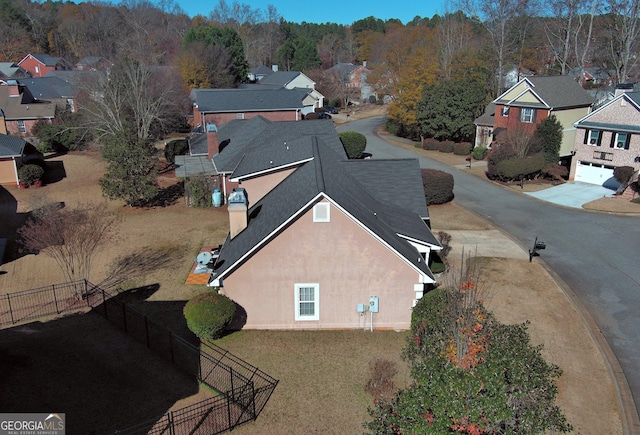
(312, 137, 325, 191)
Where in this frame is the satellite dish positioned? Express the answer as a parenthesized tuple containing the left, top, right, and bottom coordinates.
(196, 251, 213, 265)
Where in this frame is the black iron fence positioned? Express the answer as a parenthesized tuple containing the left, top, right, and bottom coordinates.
(0, 280, 100, 327)
(0, 281, 278, 434)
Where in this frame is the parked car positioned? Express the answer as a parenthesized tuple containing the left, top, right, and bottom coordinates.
(318, 112, 333, 119)
(323, 106, 338, 114)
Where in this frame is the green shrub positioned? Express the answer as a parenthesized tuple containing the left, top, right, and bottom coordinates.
(453, 142, 473, 155)
(164, 139, 189, 164)
(422, 138, 440, 151)
(493, 152, 546, 181)
(421, 168, 454, 205)
(186, 175, 213, 208)
(18, 164, 45, 187)
(339, 131, 367, 159)
(472, 146, 488, 160)
(183, 292, 237, 339)
(438, 140, 454, 153)
(486, 145, 516, 179)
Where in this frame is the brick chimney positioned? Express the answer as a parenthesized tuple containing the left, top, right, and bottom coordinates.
(228, 188, 248, 239)
(206, 123, 218, 159)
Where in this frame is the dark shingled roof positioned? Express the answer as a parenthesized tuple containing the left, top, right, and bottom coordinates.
(258, 71, 302, 87)
(213, 117, 344, 175)
(190, 87, 311, 113)
(340, 159, 429, 220)
(210, 141, 438, 284)
(0, 134, 26, 158)
(17, 76, 76, 99)
(474, 102, 495, 126)
(495, 75, 594, 109)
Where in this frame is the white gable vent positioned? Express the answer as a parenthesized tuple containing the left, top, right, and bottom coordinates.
(313, 203, 330, 222)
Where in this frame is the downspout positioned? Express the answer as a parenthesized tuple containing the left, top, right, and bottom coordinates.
(12, 156, 19, 186)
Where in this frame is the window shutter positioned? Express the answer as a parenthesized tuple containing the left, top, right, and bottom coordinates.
(597, 131, 603, 146)
(610, 133, 615, 148)
(625, 134, 631, 150)
(583, 129, 588, 144)
(532, 109, 537, 122)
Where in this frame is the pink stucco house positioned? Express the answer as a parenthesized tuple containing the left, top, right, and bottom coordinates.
(570, 90, 640, 189)
(206, 121, 440, 330)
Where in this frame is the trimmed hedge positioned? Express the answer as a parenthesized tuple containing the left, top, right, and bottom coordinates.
(490, 152, 546, 181)
(339, 131, 367, 159)
(453, 142, 472, 155)
(183, 292, 237, 339)
(422, 138, 440, 151)
(421, 168, 454, 205)
(18, 164, 45, 187)
(472, 146, 488, 160)
(438, 140, 454, 153)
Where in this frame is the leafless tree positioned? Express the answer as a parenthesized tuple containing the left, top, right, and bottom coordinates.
(458, 0, 532, 96)
(18, 202, 119, 285)
(544, 0, 599, 75)
(438, 12, 473, 79)
(78, 59, 184, 142)
(603, 0, 640, 84)
(496, 125, 536, 158)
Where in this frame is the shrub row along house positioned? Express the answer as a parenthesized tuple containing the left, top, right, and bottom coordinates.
(193, 116, 441, 330)
(475, 75, 640, 193)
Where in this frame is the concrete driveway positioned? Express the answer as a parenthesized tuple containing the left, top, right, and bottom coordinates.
(525, 181, 617, 208)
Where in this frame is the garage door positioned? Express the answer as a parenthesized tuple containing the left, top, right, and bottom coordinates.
(575, 161, 615, 186)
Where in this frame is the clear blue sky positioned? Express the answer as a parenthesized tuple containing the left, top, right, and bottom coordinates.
(177, 0, 450, 25)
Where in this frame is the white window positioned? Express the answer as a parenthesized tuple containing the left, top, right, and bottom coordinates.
(17, 120, 26, 134)
(313, 202, 330, 222)
(615, 132, 629, 149)
(236, 113, 245, 120)
(501, 107, 509, 117)
(295, 283, 319, 321)
(35, 66, 40, 74)
(520, 108, 535, 123)
(589, 130, 601, 146)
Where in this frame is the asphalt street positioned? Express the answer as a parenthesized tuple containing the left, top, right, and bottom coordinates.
(339, 116, 640, 424)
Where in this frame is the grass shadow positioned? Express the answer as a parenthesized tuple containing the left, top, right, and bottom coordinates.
(147, 182, 184, 208)
(0, 310, 201, 434)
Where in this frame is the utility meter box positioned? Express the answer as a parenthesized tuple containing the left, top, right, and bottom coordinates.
(357, 303, 365, 313)
(369, 296, 379, 313)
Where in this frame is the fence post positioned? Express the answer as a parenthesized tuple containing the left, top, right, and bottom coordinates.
(52, 285, 60, 314)
(168, 411, 175, 435)
(226, 393, 232, 431)
(7, 294, 15, 324)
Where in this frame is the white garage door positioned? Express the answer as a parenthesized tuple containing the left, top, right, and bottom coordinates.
(575, 161, 615, 186)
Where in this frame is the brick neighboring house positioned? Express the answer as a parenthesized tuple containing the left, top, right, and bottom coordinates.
(190, 87, 315, 128)
(569, 90, 640, 191)
(0, 80, 56, 137)
(18, 54, 74, 78)
(0, 75, 79, 136)
(329, 62, 375, 103)
(207, 122, 440, 330)
(476, 76, 594, 164)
